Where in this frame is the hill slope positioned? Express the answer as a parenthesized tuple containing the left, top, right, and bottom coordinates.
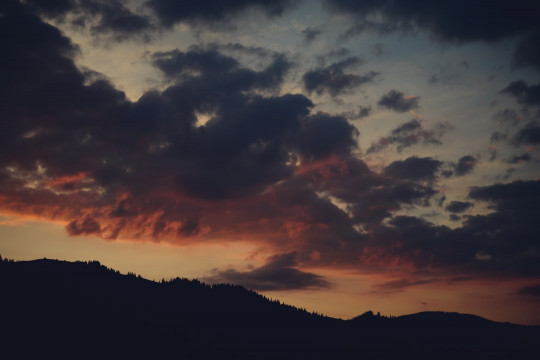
(1, 258, 537, 359)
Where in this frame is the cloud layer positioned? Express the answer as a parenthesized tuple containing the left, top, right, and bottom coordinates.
(325, 0, 540, 71)
(1, 0, 539, 294)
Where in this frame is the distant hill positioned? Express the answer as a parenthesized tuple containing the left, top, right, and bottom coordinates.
(1, 257, 538, 359)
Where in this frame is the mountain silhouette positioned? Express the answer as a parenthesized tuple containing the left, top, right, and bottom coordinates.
(1, 257, 538, 359)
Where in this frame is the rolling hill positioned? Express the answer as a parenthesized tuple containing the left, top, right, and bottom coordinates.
(1, 257, 537, 359)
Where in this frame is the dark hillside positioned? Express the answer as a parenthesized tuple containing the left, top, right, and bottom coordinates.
(1, 257, 538, 359)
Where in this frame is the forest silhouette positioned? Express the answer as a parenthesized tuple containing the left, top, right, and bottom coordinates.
(1, 256, 538, 359)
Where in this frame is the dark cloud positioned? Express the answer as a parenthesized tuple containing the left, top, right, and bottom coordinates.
(3, 0, 540, 287)
(0, 1, 365, 250)
(66, 215, 102, 236)
(454, 155, 477, 176)
(203, 252, 331, 291)
(377, 90, 419, 112)
(445, 201, 473, 214)
(461, 181, 540, 274)
(139, 46, 300, 194)
(25, 0, 300, 37)
(513, 33, 540, 71)
(303, 57, 378, 96)
(308, 158, 437, 225)
(367, 119, 451, 153)
(324, 0, 540, 70)
(384, 156, 442, 181)
(469, 179, 540, 204)
(80, 1, 153, 38)
(507, 153, 533, 164)
(268, 178, 540, 278)
(215, 42, 277, 58)
(301, 26, 321, 43)
(513, 122, 540, 145)
(362, 180, 540, 276)
(25, 0, 154, 40)
(23, 0, 73, 16)
(500, 81, 540, 107)
(498, 83, 540, 145)
(352, 182, 436, 224)
(355, 106, 372, 119)
(177, 219, 200, 237)
(146, 0, 298, 27)
(0, 0, 130, 176)
(516, 284, 540, 299)
(153, 47, 239, 76)
(152, 46, 292, 91)
(296, 113, 358, 161)
(167, 94, 311, 199)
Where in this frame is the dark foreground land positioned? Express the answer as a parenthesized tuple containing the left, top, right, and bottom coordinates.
(1, 258, 538, 359)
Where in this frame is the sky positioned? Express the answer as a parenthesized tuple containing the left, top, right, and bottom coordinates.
(1, 0, 540, 324)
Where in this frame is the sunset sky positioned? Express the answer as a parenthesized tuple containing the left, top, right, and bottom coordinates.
(1, 0, 540, 324)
